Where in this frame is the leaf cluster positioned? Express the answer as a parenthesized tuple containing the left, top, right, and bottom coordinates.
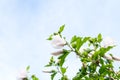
(45, 25, 120, 80)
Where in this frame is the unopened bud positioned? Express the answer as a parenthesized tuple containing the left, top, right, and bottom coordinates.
(51, 50, 63, 56)
(17, 69, 28, 80)
(51, 35, 66, 49)
(102, 37, 115, 48)
(42, 70, 52, 73)
(103, 55, 113, 60)
(112, 56, 120, 61)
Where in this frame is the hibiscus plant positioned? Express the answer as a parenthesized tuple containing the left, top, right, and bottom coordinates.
(44, 25, 120, 80)
(18, 25, 120, 80)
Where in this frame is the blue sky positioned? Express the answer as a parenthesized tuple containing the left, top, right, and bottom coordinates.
(0, 0, 120, 80)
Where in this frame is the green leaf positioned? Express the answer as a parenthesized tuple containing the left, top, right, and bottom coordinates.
(76, 37, 89, 51)
(97, 33, 102, 42)
(76, 37, 82, 51)
(51, 70, 57, 80)
(70, 35, 77, 43)
(89, 63, 97, 73)
(45, 56, 55, 67)
(61, 75, 68, 80)
(99, 46, 113, 57)
(50, 56, 54, 62)
(47, 34, 53, 40)
(71, 35, 78, 48)
(99, 65, 106, 74)
(72, 72, 81, 80)
(82, 37, 90, 43)
(71, 42, 77, 48)
(31, 75, 39, 80)
(58, 24, 65, 33)
(26, 65, 30, 71)
(60, 67, 67, 75)
(58, 50, 69, 67)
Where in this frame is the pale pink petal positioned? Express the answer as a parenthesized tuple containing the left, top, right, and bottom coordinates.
(51, 35, 66, 49)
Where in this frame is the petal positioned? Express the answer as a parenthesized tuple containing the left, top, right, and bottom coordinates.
(51, 50, 63, 56)
(51, 35, 66, 49)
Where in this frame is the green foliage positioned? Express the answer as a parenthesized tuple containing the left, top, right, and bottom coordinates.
(45, 56, 56, 67)
(47, 34, 53, 40)
(58, 49, 70, 67)
(24, 25, 120, 80)
(26, 65, 30, 71)
(58, 24, 65, 34)
(31, 75, 39, 80)
(70, 36, 90, 52)
(51, 70, 57, 80)
(97, 33, 102, 43)
(60, 67, 67, 75)
(44, 25, 120, 80)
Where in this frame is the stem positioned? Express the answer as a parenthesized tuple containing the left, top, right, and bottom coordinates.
(56, 66, 62, 75)
(66, 41, 74, 52)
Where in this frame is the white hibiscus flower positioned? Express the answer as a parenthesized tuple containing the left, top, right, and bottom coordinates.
(51, 35, 66, 49)
(102, 37, 115, 48)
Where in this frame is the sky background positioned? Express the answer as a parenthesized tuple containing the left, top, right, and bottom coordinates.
(0, 0, 120, 80)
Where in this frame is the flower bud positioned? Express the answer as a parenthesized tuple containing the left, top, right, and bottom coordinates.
(103, 55, 113, 60)
(102, 37, 115, 48)
(42, 70, 53, 73)
(17, 69, 27, 80)
(51, 35, 66, 49)
(112, 56, 120, 61)
(42, 67, 55, 73)
(51, 50, 63, 56)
